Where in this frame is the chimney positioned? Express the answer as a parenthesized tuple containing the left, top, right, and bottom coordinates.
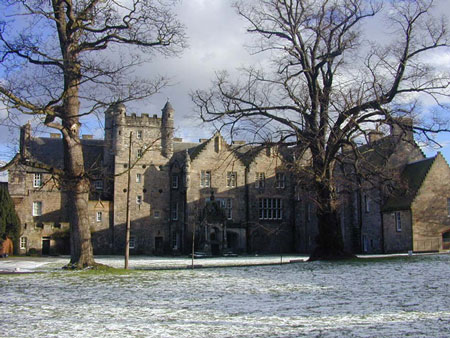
(368, 131, 383, 144)
(232, 140, 246, 145)
(390, 117, 413, 140)
(19, 122, 31, 157)
(173, 137, 183, 142)
(199, 138, 209, 143)
(50, 133, 61, 139)
(82, 135, 93, 140)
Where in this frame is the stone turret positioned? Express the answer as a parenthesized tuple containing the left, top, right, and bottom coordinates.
(104, 103, 126, 163)
(161, 101, 174, 158)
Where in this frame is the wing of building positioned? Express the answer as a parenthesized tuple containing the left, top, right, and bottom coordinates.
(8, 104, 450, 256)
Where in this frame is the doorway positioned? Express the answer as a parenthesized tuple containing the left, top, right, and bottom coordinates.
(42, 237, 50, 255)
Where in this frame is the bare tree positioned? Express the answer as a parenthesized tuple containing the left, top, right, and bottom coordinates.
(0, 0, 186, 268)
(192, 0, 450, 259)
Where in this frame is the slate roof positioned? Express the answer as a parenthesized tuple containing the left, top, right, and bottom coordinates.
(28, 137, 104, 173)
(382, 156, 436, 212)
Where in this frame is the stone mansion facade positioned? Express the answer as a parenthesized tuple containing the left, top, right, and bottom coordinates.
(8, 103, 450, 256)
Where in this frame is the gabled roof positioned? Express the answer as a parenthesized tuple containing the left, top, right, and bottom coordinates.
(382, 156, 436, 212)
(28, 137, 104, 173)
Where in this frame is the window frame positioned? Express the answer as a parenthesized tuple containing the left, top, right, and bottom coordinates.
(225, 198, 233, 220)
(226, 171, 237, 187)
(255, 172, 265, 189)
(20, 237, 27, 249)
(32, 201, 42, 216)
(129, 236, 136, 249)
(33, 173, 42, 188)
(172, 174, 179, 189)
(258, 198, 283, 220)
(200, 170, 211, 188)
(395, 211, 402, 232)
(275, 173, 286, 189)
(172, 202, 179, 220)
(364, 194, 370, 213)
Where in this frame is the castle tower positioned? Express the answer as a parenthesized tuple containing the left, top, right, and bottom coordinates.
(161, 101, 174, 158)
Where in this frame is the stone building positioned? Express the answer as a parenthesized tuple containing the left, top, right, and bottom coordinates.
(337, 122, 450, 254)
(8, 103, 450, 256)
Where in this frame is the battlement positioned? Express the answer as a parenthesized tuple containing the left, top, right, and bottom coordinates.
(123, 112, 162, 127)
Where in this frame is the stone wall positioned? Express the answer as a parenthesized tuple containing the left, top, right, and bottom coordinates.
(411, 154, 450, 252)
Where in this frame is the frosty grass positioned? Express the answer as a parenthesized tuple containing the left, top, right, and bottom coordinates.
(1, 254, 449, 337)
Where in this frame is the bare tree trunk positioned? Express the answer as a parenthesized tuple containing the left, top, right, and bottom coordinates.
(309, 182, 352, 261)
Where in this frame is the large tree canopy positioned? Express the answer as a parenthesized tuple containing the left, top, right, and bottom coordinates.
(0, 0, 186, 268)
(193, 0, 450, 259)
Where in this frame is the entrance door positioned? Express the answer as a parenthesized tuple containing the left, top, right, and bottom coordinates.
(42, 237, 50, 255)
(155, 236, 163, 255)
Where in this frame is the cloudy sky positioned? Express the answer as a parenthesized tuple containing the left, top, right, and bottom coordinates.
(1, 0, 450, 163)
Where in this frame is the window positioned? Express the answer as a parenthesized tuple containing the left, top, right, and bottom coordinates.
(93, 180, 103, 190)
(154, 210, 160, 218)
(447, 198, 450, 217)
(225, 198, 233, 220)
(276, 173, 286, 189)
(395, 211, 402, 232)
(258, 198, 283, 220)
(136, 195, 142, 205)
(33, 173, 42, 188)
(137, 130, 142, 139)
(364, 195, 370, 213)
(96, 211, 102, 222)
(227, 172, 237, 187)
(200, 170, 211, 187)
(129, 236, 136, 249)
(172, 231, 178, 249)
(32, 201, 42, 216)
(172, 203, 178, 220)
(172, 175, 179, 189)
(136, 173, 142, 183)
(255, 172, 265, 188)
(137, 148, 143, 158)
(20, 237, 27, 250)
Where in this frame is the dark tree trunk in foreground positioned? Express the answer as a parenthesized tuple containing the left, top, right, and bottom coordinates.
(0, 0, 185, 268)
